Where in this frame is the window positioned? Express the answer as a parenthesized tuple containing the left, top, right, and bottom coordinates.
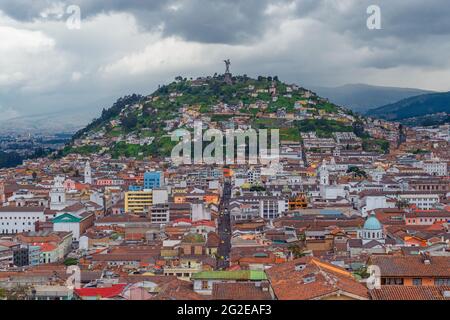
(412, 278, 422, 286)
(383, 278, 403, 285)
(201, 281, 209, 290)
(435, 278, 450, 286)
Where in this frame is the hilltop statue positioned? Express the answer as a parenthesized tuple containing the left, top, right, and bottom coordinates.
(223, 59, 232, 84)
(224, 59, 231, 74)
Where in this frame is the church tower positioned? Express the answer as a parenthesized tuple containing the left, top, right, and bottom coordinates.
(50, 176, 67, 210)
(319, 160, 329, 186)
(84, 161, 92, 184)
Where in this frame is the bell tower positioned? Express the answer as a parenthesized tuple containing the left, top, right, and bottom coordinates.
(319, 160, 329, 186)
(84, 161, 92, 184)
(50, 176, 67, 210)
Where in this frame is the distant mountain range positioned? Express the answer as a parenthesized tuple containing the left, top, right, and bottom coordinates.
(311, 84, 434, 113)
(0, 95, 116, 134)
(366, 91, 450, 126)
(0, 111, 87, 134)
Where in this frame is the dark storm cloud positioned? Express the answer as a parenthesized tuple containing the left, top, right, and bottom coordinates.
(2, 0, 450, 45)
(156, 0, 273, 43)
(0, 0, 279, 43)
(308, 0, 450, 42)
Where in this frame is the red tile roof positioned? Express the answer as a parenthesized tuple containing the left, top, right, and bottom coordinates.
(75, 284, 127, 298)
(32, 242, 57, 252)
(206, 232, 220, 248)
(370, 255, 450, 277)
(370, 286, 450, 300)
(266, 257, 369, 300)
(192, 220, 216, 227)
(212, 283, 273, 300)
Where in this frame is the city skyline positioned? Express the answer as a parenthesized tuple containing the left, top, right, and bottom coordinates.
(1, 0, 450, 128)
(0, 0, 449, 305)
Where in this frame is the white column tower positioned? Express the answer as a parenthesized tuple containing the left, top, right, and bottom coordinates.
(50, 176, 67, 210)
(84, 161, 92, 184)
(319, 159, 329, 186)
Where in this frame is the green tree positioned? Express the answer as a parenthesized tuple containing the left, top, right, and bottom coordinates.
(354, 267, 370, 279)
(64, 258, 79, 266)
(347, 166, 368, 179)
(352, 120, 366, 138)
(250, 185, 266, 192)
(122, 113, 138, 131)
(288, 244, 306, 259)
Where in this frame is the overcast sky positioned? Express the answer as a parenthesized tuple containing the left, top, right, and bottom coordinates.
(1, 0, 450, 128)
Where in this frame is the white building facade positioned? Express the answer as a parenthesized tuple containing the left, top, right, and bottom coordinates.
(0, 207, 46, 234)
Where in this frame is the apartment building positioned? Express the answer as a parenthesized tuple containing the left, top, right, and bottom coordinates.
(125, 190, 153, 214)
(0, 207, 46, 235)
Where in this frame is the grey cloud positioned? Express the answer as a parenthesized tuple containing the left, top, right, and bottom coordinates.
(3, 0, 450, 45)
(1, 0, 276, 44)
(157, 0, 273, 44)
(1, 0, 450, 131)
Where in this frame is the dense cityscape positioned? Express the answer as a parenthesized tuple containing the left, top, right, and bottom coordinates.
(1, 0, 450, 310)
(0, 68, 449, 301)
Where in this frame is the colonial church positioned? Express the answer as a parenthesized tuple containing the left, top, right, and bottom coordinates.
(348, 212, 394, 257)
(49, 176, 67, 210)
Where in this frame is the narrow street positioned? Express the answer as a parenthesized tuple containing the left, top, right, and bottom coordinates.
(217, 180, 231, 270)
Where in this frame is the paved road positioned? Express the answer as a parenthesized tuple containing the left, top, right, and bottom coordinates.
(217, 180, 231, 270)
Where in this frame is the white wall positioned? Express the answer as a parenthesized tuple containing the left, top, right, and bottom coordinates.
(152, 188, 169, 205)
(191, 203, 211, 222)
(79, 235, 89, 251)
(320, 185, 346, 200)
(361, 196, 389, 216)
(53, 222, 80, 240)
(0, 209, 45, 234)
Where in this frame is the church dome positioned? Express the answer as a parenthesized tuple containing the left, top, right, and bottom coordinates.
(363, 215, 382, 230)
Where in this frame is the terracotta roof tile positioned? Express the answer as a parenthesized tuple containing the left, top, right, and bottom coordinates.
(266, 257, 369, 300)
(370, 286, 450, 300)
(212, 283, 273, 300)
(370, 255, 450, 277)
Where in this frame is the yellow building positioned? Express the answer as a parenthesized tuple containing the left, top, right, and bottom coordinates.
(125, 190, 153, 214)
(289, 194, 308, 210)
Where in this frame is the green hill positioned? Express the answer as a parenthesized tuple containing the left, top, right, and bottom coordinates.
(59, 74, 383, 159)
(367, 91, 450, 125)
